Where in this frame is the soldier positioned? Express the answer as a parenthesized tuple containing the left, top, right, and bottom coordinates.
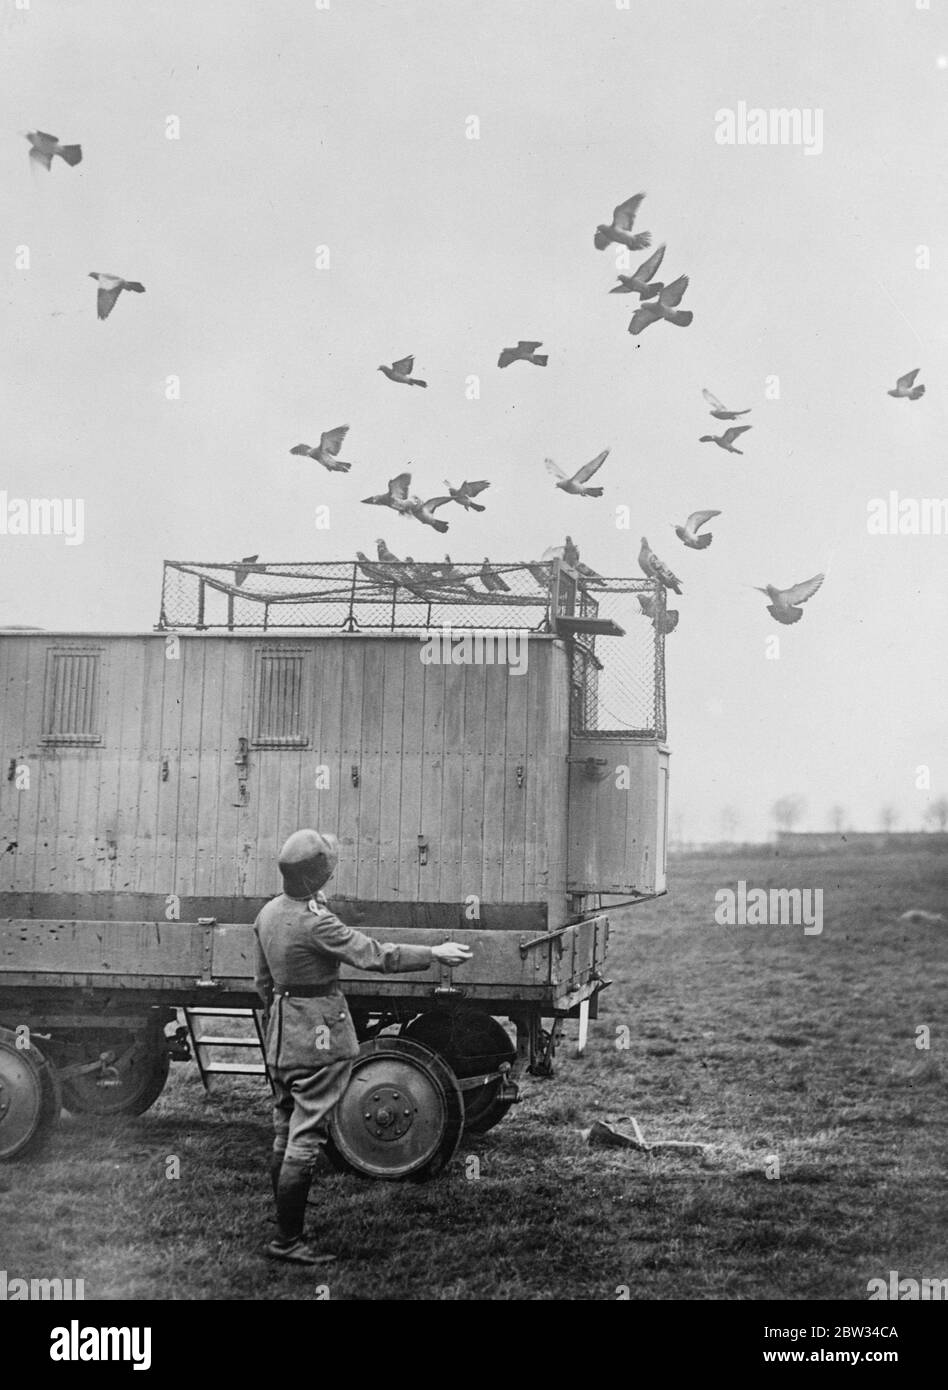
(254, 828, 472, 1265)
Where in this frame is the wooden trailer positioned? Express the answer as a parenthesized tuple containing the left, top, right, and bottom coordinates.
(0, 558, 669, 1177)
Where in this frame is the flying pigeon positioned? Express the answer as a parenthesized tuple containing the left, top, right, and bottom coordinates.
(378, 355, 427, 387)
(898, 910, 947, 926)
(638, 537, 682, 593)
(545, 448, 609, 497)
(233, 555, 259, 587)
(702, 389, 751, 421)
(442, 479, 490, 512)
(755, 574, 824, 625)
(594, 193, 652, 252)
(480, 559, 511, 593)
(376, 539, 401, 563)
(888, 369, 925, 401)
(290, 425, 354, 472)
(628, 276, 692, 334)
(608, 245, 666, 297)
(26, 130, 82, 170)
(89, 273, 146, 321)
(362, 472, 418, 516)
(699, 425, 752, 455)
(408, 495, 452, 533)
(498, 341, 548, 368)
(674, 510, 721, 549)
(638, 592, 679, 634)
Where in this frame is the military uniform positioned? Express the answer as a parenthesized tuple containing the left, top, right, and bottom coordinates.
(254, 887, 434, 1164)
(253, 829, 436, 1262)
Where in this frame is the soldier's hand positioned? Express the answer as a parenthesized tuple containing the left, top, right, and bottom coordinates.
(432, 942, 473, 967)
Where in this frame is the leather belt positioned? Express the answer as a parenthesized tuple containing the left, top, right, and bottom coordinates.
(273, 983, 339, 998)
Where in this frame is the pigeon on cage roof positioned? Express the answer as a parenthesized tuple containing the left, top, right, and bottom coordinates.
(638, 592, 679, 634)
(674, 510, 721, 550)
(26, 130, 82, 170)
(290, 425, 354, 472)
(887, 368, 925, 401)
(594, 193, 652, 252)
(699, 424, 751, 454)
(376, 539, 402, 563)
(480, 559, 511, 593)
(638, 537, 683, 594)
(378, 354, 427, 387)
(702, 389, 751, 421)
(233, 554, 259, 587)
(627, 275, 693, 334)
(442, 479, 490, 512)
(608, 244, 666, 297)
(545, 448, 609, 497)
(754, 574, 824, 625)
(498, 341, 548, 368)
(88, 272, 146, 321)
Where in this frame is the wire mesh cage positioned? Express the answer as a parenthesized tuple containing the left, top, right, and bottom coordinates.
(158, 559, 667, 739)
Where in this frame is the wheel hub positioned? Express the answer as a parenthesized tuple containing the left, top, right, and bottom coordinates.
(362, 1085, 415, 1141)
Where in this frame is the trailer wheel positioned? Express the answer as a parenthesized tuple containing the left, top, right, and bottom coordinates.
(60, 1029, 170, 1117)
(0, 1027, 62, 1161)
(400, 1010, 517, 1134)
(326, 1037, 464, 1180)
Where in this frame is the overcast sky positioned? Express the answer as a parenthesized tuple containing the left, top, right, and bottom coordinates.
(2, 0, 947, 841)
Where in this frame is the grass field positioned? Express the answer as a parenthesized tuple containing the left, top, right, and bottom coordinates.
(2, 845, 946, 1301)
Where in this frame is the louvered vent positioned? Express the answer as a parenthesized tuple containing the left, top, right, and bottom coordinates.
(252, 649, 309, 747)
(42, 649, 102, 744)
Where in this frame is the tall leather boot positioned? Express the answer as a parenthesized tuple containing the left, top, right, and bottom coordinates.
(275, 1155, 313, 1244)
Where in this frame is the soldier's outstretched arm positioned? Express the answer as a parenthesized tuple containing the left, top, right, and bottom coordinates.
(309, 910, 471, 972)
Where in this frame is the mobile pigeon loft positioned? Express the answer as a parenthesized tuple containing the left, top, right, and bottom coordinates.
(0, 558, 670, 1177)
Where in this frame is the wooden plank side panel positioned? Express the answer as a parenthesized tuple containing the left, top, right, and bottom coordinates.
(172, 641, 208, 896)
(334, 642, 365, 898)
(355, 640, 386, 899)
(0, 640, 39, 892)
(153, 635, 187, 898)
(436, 662, 466, 901)
(417, 659, 445, 902)
(307, 640, 343, 864)
(395, 642, 425, 900)
(192, 642, 228, 895)
(212, 640, 250, 897)
(480, 662, 509, 902)
(376, 643, 407, 899)
(459, 662, 487, 906)
(500, 637, 529, 904)
(542, 642, 571, 915)
(129, 640, 166, 894)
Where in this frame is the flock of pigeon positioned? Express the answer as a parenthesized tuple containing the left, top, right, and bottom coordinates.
(28, 146, 928, 630)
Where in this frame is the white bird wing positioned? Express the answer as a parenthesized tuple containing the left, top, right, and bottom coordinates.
(319, 425, 349, 456)
(545, 459, 567, 481)
(896, 368, 920, 390)
(633, 244, 665, 281)
(686, 509, 721, 532)
(702, 388, 726, 411)
(612, 193, 645, 231)
(572, 448, 610, 483)
(782, 573, 824, 606)
(388, 472, 412, 501)
(660, 275, 689, 307)
(391, 355, 414, 375)
(541, 545, 566, 561)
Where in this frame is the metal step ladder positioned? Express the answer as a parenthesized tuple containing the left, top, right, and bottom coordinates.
(182, 1007, 272, 1091)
